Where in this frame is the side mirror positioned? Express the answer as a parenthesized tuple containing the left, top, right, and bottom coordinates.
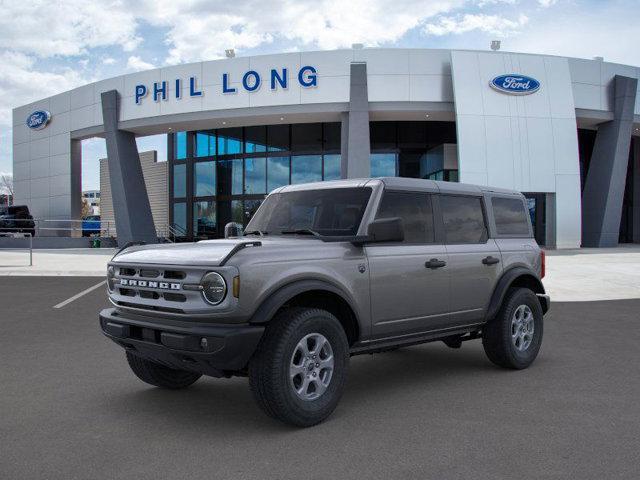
(366, 217, 404, 243)
(224, 222, 243, 238)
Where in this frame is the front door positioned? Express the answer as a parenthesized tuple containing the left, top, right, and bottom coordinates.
(366, 191, 450, 339)
(439, 194, 503, 325)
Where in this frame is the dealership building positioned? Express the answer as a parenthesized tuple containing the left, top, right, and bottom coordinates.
(11, 48, 640, 248)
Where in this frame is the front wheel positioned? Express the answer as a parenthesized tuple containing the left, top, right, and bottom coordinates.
(249, 307, 350, 427)
(482, 287, 544, 369)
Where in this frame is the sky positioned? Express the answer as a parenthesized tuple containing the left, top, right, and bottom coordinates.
(1, 0, 639, 192)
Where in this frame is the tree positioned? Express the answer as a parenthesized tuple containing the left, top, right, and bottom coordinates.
(81, 198, 92, 218)
(0, 173, 13, 195)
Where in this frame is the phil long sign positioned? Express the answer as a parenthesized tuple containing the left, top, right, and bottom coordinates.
(490, 74, 540, 95)
(135, 66, 318, 105)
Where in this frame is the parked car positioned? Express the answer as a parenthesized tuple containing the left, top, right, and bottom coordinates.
(100, 178, 549, 427)
(0, 205, 35, 236)
(82, 215, 101, 237)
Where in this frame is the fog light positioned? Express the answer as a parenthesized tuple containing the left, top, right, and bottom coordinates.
(201, 272, 227, 305)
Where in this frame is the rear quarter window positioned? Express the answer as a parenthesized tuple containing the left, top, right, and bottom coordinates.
(492, 197, 531, 236)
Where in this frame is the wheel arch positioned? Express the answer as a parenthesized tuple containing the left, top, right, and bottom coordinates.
(485, 267, 547, 321)
(249, 280, 361, 346)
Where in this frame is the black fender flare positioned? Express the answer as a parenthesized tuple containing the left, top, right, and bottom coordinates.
(248, 279, 360, 326)
(484, 266, 546, 321)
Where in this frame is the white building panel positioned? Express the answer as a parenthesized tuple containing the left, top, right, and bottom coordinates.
(368, 75, 410, 102)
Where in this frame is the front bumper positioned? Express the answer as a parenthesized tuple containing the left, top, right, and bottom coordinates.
(99, 308, 264, 377)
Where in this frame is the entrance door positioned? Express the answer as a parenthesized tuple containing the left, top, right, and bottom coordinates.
(366, 191, 450, 338)
(524, 193, 546, 246)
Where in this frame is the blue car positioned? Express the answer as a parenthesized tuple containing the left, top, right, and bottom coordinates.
(82, 215, 101, 237)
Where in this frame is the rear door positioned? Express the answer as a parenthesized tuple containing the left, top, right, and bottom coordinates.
(440, 194, 503, 325)
(366, 190, 450, 338)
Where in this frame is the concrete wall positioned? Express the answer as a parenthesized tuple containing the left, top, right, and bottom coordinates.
(99, 151, 168, 237)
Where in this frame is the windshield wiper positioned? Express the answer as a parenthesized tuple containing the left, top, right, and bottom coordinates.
(244, 230, 267, 236)
(280, 228, 322, 237)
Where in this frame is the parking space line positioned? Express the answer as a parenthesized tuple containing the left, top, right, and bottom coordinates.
(53, 280, 106, 309)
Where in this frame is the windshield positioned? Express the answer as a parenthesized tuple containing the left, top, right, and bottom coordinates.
(246, 187, 372, 237)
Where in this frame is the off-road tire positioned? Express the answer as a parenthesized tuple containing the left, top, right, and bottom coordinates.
(249, 307, 350, 427)
(125, 351, 202, 389)
(482, 287, 543, 369)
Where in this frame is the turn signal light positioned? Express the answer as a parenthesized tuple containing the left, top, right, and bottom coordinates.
(233, 276, 240, 298)
(540, 250, 546, 279)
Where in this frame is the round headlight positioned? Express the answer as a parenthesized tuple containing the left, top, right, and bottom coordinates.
(107, 265, 115, 292)
(201, 272, 227, 305)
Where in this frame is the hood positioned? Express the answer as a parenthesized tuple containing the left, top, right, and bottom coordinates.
(111, 236, 340, 266)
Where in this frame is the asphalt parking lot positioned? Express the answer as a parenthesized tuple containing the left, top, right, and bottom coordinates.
(1, 277, 639, 479)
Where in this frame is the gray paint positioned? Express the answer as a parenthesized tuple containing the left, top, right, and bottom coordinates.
(582, 75, 638, 247)
(340, 112, 349, 178)
(345, 63, 371, 178)
(101, 90, 157, 247)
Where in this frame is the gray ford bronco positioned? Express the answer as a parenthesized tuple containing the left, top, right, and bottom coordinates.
(100, 177, 549, 427)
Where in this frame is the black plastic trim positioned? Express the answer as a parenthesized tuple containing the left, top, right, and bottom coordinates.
(484, 266, 547, 321)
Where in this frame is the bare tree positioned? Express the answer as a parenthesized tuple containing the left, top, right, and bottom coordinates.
(0, 173, 13, 206)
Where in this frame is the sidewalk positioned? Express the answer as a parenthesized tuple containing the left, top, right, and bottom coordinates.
(0, 248, 116, 276)
(1, 246, 639, 301)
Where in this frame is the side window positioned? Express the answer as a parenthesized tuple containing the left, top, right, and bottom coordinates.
(440, 195, 487, 244)
(492, 197, 531, 236)
(375, 191, 435, 243)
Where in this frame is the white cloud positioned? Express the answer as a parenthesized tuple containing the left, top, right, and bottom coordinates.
(0, 0, 141, 57)
(126, 55, 156, 72)
(135, 0, 466, 64)
(0, 51, 86, 125)
(424, 13, 529, 36)
(102, 57, 116, 65)
(538, 0, 557, 6)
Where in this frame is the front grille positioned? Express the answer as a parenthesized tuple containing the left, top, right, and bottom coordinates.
(109, 263, 212, 315)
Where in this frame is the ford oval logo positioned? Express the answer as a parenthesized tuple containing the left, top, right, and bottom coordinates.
(26, 110, 51, 130)
(490, 74, 540, 95)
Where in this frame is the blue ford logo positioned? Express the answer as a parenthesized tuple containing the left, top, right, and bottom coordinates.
(26, 110, 51, 130)
(490, 74, 540, 95)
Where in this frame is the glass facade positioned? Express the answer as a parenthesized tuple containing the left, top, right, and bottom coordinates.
(169, 120, 460, 240)
(169, 123, 341, 239)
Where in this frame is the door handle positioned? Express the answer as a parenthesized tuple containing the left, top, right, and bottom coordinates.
(425, 258, 446, 269)
(482, 256, 500, 265)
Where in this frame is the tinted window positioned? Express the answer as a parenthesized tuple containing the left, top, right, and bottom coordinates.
(492, 197, 530, 236)
(267, 156, 290, 191)
(246, 187, 372, 236)
(441, 195, 487, 244)
(194, 161, 215, 197)
(173, 164, 186, 198)
(291, 155, 322, 184)
(376, 192, 435, 243)
(323, 154, 341, 181)
(245, 157, 266, 194)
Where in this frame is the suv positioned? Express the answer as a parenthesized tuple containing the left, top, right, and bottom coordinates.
(0, 205, 35, 236)
(100, 178, 549, 427)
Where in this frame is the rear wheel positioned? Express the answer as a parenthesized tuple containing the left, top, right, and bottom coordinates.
(482, 287, 543, 369)
(249, 307, 349, 427)
(125, 351, 202, 389)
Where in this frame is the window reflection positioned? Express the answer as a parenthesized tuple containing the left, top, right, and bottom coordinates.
(267, 156, 290, 192)
(173, 202, 186, 233)
(323, 154, 341, 180)
(217, 159, 243, 196)
(291, 155, 322, 184)
(245, 157, 266, 194)
(174, 131, 187, 160)
(194, 201, 216, 237)
(195, 131, 215, 157)
(173, 163, 186, 197)
(245, 126, 267, 153)
(194, 161, 216, 197)
(370, 153, 397, 177)
(217, 128, 242, 155)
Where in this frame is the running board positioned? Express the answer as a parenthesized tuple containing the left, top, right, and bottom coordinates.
(350, 323, 484, 356)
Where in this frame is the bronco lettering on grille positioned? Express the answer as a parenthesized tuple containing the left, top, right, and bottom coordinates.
(119, 279, 181, 290)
